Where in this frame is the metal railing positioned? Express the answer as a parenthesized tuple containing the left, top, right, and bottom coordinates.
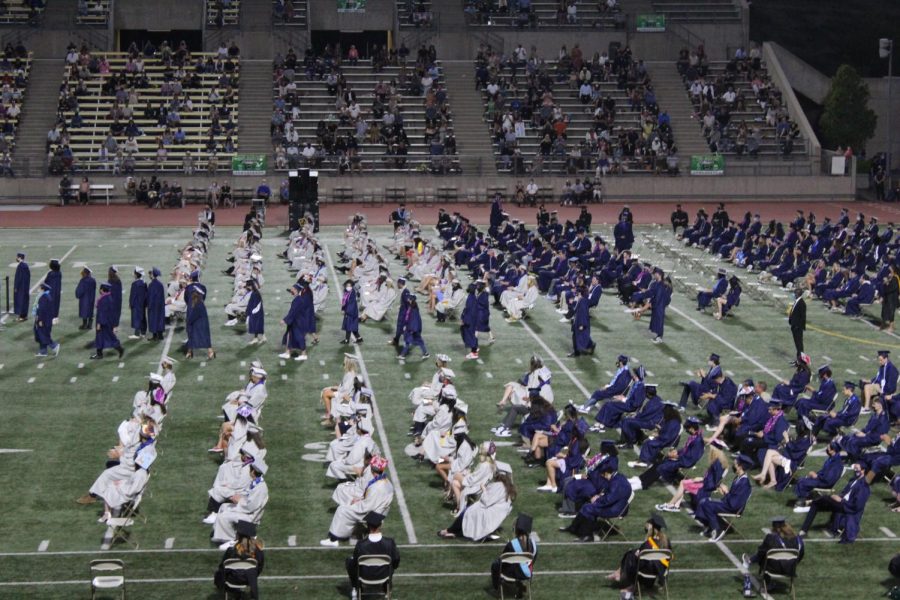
(667, 20, 705, 51)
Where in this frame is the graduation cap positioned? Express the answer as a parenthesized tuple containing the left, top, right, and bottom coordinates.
(99, 281, 111, 291)
(708, 365, 723, 379)
(441, 385, 458, 400)
(82, 266, 93, 274)
(236, 521, 257, 537)
(241, 440, 264, 459)
(134, 267, 144, 275)
(617, 355, 629, 364)
(110, 265, 119, 273)
(717, 268, 727, 276)
(736, 454, 755, 469)
(600, 439, 618, 452)
(370, 455, 388, 472)
(843, 380, 856, 390)
(250, 253, 263, 262)
(685, 416, 702, 428)
(251, 367, 267, 377)
(149, 373, 163, 383)
(161, 355, 178, 366)
(768, 400, 783, 409)
(483, 441, 497, 456)
(440, 367, 456, 379)
(250, 458, 268, 475)
(150, 267, 161, 277)
(770, 516, 787, 527)
(190, 270, 200, 281)
(828, 440, 842, 453)
(878, 350, 891, 358)
(360, 387, 374, 398)
(817, 365, 832, 376)
(791, 353, 811, 367)
(364, 512, 385, 528)
(495, 460, 513, 474)
(709, 353, 720, 362)
(455, 400, 469, 414)
(515, 513, 533, 535)
(648, 513, 667, 531)
(644, 383, 658, 392)
(236, 405, 254, 418)
(16, 252, 25, 258)
(598, 462, 617, 474)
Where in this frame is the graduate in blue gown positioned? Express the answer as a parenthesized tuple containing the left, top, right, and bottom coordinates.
(33, 282, 59, 357)
(613, 215, 634, 253)
(582, 355, 630, 411)
(632, 417, 704, 490)
(568, 287, 595, 357)
(474, 281, 493, 343)
(107, 266, 123, 327)
(635, 403, 683, 466)
(771, 356, 811, 407)
(649, 272, 671, 343)
(792, 441, 843, 509)
(129, 267, 148, 339)
(841, 397, 890, 459)
(812, 381, 860, 438)
(13, 252, 30, 321)
(460, 283, 480, 360)
(559, 441, 619, 516)
(146, 267, 166, 341)
(399, 296, 429, 359)
(185, 288, 215, 359)
(74, 267, 96, 330)
(280, 281, 313, 361)
(390, 277, 411, 345)
(619, 384, 664, 446)
(245, 278, 265, 345)
(184, 270, 206, 323)
(694, 454, 753, 541)
(340, 279, 362, 344)
(799, 464, 871, 543)
(559, 464, 631, 541)
(44, 259, 62, 320)
(594, 367, 645, 430)
(795, 366, 836, 421)
(91, 282, 124, 359)
(697, 268, 728, 310)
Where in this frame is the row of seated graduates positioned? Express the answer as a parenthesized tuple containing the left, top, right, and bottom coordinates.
(52, 40, 239, 172)
(677, 44, 802, 157)
(0, 41, 29, 157)
(273, 43, 455, 173)
(477, 42, 674, 175)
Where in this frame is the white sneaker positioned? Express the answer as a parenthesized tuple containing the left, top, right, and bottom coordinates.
(351, 589, 359, 600)
(128, 335, 141, 340)
(627, 461, 648, 469)
(218, 540, 237, 550)
(465, 352, 479, 360)
(783, 459, 791, 475)
(224, 319, 238, 327)
(52, 318, 59, 325)
(202, 512, 217, 524)
(536, 484, 557, 493)
(558, 317, 570, 323)
(256, 335, 267, 344)
(278, 352, 292, 359)
(792, 505, 811, 513)
(294, 354, 308, 362)
(495, 428, 512, 438)
(556, 307, 568, 314)
(319, 538, 339, 547)
(247, 338, 259, 345)
(576, 404, 590, 414)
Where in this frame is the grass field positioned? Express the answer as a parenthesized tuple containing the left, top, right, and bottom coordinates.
(0, 224, 898, 599)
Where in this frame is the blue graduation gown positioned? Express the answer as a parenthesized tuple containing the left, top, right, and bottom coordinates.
(75, 275, 96, 319)
(146, 278, 166, 334)
(44, 270, 62, 319)
(639, 417, 682, 463)
(841, 411, 890, 457)
(33, 291, 55, 348)
(298, 288, 316, 335)
(579, 473, 631, 520)
(129, 279, 148, 333)
(657, 432, 704, 482)
(772, 370, 810, 406)
(395, 287, 412, 338)
(109, 278, 124, 327)
(691, 461, 725, 508)
(186, 298, 212, 350)
(613, 221, 634, 252)
(816, 394, 860, 435)
(246, 289, 264, 335)
(734, 395, 768, 438)
(519, 409, 556, 441)
(95, 292, 121, 350)
(590, 367, 631, 404)
(283, 291, 313, 351)
(774, 436, 813, 491)
(341, 289, 359, 334)
(596, 381, 645, 428)
(695, 473, 751, 531)
(564, 455, 619, 503)
(794, 453, 843, 499)
(475, 291, 491, 332)
(460, 293, 478, 350)
(697, 276, 727, 309)
(184, 281, 206, 322)
(400, 304, 426, 354)
(649, 284, 671, 338)
(571, 297, 594, 353)
(707, 377, 738, 420)
(796, 378, 837, 420)
(620, 397, 664, 443)
(830, 477, 871, 543)
(13, 261, 30, 317)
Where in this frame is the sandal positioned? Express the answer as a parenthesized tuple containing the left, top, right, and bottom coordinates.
(437, 530, 456, 539)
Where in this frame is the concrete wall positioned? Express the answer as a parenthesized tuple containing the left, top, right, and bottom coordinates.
(865, 76, 900, 171)
(307, 0, 394, 31)
(762, 42, 821, 158)
(114, 0, 204, 30)
(767, 41, 830, 104)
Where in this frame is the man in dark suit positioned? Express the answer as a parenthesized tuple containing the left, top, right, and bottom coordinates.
(788, 288, 806, 357)
(670, 204, 689, 233)
(346, 512, 400, 600)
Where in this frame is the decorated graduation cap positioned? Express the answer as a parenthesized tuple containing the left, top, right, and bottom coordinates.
(483, 441, 497, 456)
(370, 455, 389, 472)
(364, 512, 385, 528)
(791, 352, 811, 366)
(436, 353, 451, 363)
(236, 404, 254, 418)
(236, 521, 257, 537)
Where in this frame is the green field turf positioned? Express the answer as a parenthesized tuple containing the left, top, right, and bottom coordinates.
(0, 225, 898, 599)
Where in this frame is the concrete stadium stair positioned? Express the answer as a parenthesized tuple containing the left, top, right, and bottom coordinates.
(13, 58, 65, 176)
(648, 61, 710, 163)
(440, 62, 495, 176)
(237, 60, 275, 158)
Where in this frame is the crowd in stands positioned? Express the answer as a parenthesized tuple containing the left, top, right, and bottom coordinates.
(76, 0, 111, 25)
(0, 0, 44, 25)
(476, 42, 677, 176)
(397, 0, 433, 28)
(464, 0, 624, 29)
(272, 44, 458, 174)
(677, 44, 803, 158)
(50, 40, 240, 174)
(0, 41, 30, 178)
(207, 0, 240, 27)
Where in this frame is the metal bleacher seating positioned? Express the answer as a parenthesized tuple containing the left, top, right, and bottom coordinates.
(397, 0, 433, 29)
(0, 0, 44, 24)
(52, 50, 239, 173)
(76, 0, 111, 25)
(0, 50, 31, 163)
(207, 0, 240, 27)
(652, 0, 740, 23)
(273, 0, 308, 26)
(464, 0, 625, 29)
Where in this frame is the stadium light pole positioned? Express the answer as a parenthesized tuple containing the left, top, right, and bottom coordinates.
(880, 38, 893, 187)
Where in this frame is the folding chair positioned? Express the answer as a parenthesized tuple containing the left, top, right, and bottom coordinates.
(808, 392, 837, 419)
(762, 548, 800, 600)
(716, 511, 743, 538)
(223, 558, 258, 600)
(90, 559, 125, 600)
(102, 473, 151, 550)
(356, 554, 393, 599)
(635, 548, 672, 600)
(596, 490, 635, 540)
(498, 551, 534, 600)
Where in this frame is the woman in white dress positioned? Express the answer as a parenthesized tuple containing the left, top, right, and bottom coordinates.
(439, 462, 516, 541)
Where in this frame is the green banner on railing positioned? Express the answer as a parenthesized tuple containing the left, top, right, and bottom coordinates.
(337, 0, 367, 12)
(690, 154, 726, 176)
(636, 13, 666, 32)
(232, 154, 268, 176)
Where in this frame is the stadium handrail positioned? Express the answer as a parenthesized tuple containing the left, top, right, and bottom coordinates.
(762, 41, 820, 160)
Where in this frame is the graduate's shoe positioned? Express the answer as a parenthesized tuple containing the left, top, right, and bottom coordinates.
(557, 512, 576, 519)
(354, 337, 363, 344)
(52, 343, 61, 357)
(741, 553, 751, 569)
(89, 352, 103, 360)
(339, 339, 349, 344)
(536, 484, 557, 493)
(218, 540, 237, 551)
(202, 512, 217, 524)
(52, 317, 59, 325)
(494, 427, 512, 438)
(792, 504, 811, 513)
(318, 538, 339, 547)
(654, 503, 680, 513)
(247, 338, 259, 345)
(256, 335, 267, 344)
(566, 351, 581, 357)
(35, 352, 48, 358)
(576, 404, 591, 414)
(224, 319, 238, 327)
(116, 346, 125, 358)
(627, 461, 648, 469)
(278, 352, 292, 359)
(128, 334, 142, 340)
(75, 494, 97, 505)
(709, 529, 726, 542)
(465, 352, 479, 360)
(294, 354, 308, 362)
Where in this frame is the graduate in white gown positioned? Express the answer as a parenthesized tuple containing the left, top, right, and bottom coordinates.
(435, 281, 466, 321)
(409, 355, 452, 407)
(321, 455, 395, 546)
(222, 368, 268, 422)
(97, 439, 157, 522)
(452, 442, 498, 512)
(497, 355, 555, 409)
(203, 441, 265, 524)
(503, 275, 539, 321)
(326, 418, 377, 480)
(211, 459, 269, 548)
(361, 278, 397, 321)
(439, 461, 515, 541)
(78, 421, 156, 505)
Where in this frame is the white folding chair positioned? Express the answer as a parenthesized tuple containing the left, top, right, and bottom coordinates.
(762, 548, 800, 600)
(635, 548, 672, 600)
(356, 554, 393, 599)
(716, 511, 743, 538)
(499, 551, 534, 600)
(90, 559, 125, 600)
(102, 473, 152, 550)
(223, 558, 258, 600)
(596, 490, 635, 540)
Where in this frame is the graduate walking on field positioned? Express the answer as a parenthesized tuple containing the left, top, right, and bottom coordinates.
(340, 279, 362, 344)
(129, 267, 148, 340)
(91, 282, 124, 360)
(13, 251, 30, 321)
(245, 278, 266, 345)
(74, 267, 96, 330)
(280, 280, 315, 361)
(185, 289, 215, 359)
(107, 266, 123, 327)
(399, 296, 429, 360)
(146, 267, 166, 341)
(34, 282, 60, 358)
(45, 259, 62, 323)
(461, 283, 480, 360)
(568, 287, 595, 357)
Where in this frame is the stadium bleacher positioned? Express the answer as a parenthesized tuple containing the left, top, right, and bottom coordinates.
(272, 48, 458, 174)
(51, 45, 240, 174)
(652, 0, 741, 23)
(477, 44, 677, 176)
(76, 0, 110, 25)
(464, 0, 625, 29)
(397, 0, 433, 29)
(0, 45, 30, 175)
(273, 0, 308, 26)
(0, 0, 44, 24)
(677, 45, 806, 158)
(206, 0, 240, 27)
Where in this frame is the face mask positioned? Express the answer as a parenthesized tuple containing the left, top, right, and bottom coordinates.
(345, 286, 352, 291)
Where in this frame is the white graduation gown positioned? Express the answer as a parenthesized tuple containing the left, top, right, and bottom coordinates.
(326, 434, 376, 480)
(362, 285, 397, 321)
(328, 477, 395, 539)
(209, 460, 253, 503)
(212, 479, 269, 542)
(461, 481, 513, 541)
(100, 467, 150, 511)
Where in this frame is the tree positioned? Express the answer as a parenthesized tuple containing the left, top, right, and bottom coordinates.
(820, 64, 878, 151)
